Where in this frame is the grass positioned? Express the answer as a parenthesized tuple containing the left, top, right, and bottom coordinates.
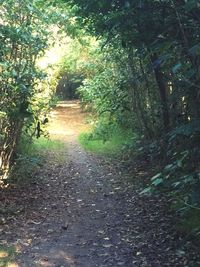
(0, 246, 17, 267)
(79, 129, 135, 155)
(20, 136, 66, 157)
(8, 136, 67, 185)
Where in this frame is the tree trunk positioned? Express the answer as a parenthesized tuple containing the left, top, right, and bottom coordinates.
(0, 120, 23, 183)
(151, 53, 170, 132)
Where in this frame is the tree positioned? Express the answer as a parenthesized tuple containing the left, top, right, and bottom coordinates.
(61, 0, 200, 214)
(0, 0, 48, 182)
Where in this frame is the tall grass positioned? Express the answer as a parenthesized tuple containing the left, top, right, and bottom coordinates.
(19, 136, 65, 157)
(79, 128, 135, 156)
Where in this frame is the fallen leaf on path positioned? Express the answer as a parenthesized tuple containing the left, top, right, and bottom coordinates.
(26, 220, 42, 225)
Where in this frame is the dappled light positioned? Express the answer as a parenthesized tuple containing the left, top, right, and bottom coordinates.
(37, 33, 70, 70)
(36, 251, 75, 266)
(7, 263, 20, 267)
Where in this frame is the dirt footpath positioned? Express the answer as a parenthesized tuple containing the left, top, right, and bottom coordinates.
(0, 101, 198, 267)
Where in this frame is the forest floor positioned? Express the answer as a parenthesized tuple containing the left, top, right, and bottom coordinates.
(0, 101, 199, 267)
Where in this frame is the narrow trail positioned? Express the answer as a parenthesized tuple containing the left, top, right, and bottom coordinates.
(0, 101, 197, 267)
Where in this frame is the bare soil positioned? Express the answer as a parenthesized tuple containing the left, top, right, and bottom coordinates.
(0, 101, 199, 267)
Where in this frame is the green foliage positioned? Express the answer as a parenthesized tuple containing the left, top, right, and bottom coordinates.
(169, 119, 200, 140)
(141, 130, 200, 221)
(0, 0, 199, 242)
(180, 209, 200, 238)
(79, 126, 134, 155)
(64, 0, 200, 130)
(57, 37, 100, 100)
(20, 136, 65, 156)
(63, 0, 200, 237)
(0, 0, 66, 181)
(0, 0, 50, 180)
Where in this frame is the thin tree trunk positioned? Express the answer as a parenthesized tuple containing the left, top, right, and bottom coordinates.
(151, 53, 170, 132)
(0, 120, 23, 182)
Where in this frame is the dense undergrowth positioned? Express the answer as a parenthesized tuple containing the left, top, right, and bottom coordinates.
(0, 0, 70, 183)
(80, 120, 200, 241)
(63, 0, 200, 242)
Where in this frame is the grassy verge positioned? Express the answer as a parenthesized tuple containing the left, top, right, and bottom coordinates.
(79, 129, 135, 156)
(8, 137, 66, 185)
(0, 246, 16, 267)
(19, 136, 66, 157)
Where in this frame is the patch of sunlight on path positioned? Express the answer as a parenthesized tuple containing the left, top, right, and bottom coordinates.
(47, 100, 90, 142)
(7, 264, 20, 267)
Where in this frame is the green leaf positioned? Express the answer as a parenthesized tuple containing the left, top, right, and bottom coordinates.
(169, 119, 200, 140)
(164, 164, 174, 172)
(189, 44, 200, 56)
(184, 0, 198, 11)
(151, 173, 162, 181)
(140, 187, 152, 194)
(177, 160, 183, 168)
(172, 63, 182, 73)
(183, 175, 194, 183)
(152, 178, 163, 186)
(0, 111, 6, 117)
(173, 181, 181, 188)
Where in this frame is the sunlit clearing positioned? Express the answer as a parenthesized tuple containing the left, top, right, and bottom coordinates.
(48, 109, 77, 137)
(37, 26, 71, 70)
(37, 42, 68, 69)
(47, 101, 90, 141)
